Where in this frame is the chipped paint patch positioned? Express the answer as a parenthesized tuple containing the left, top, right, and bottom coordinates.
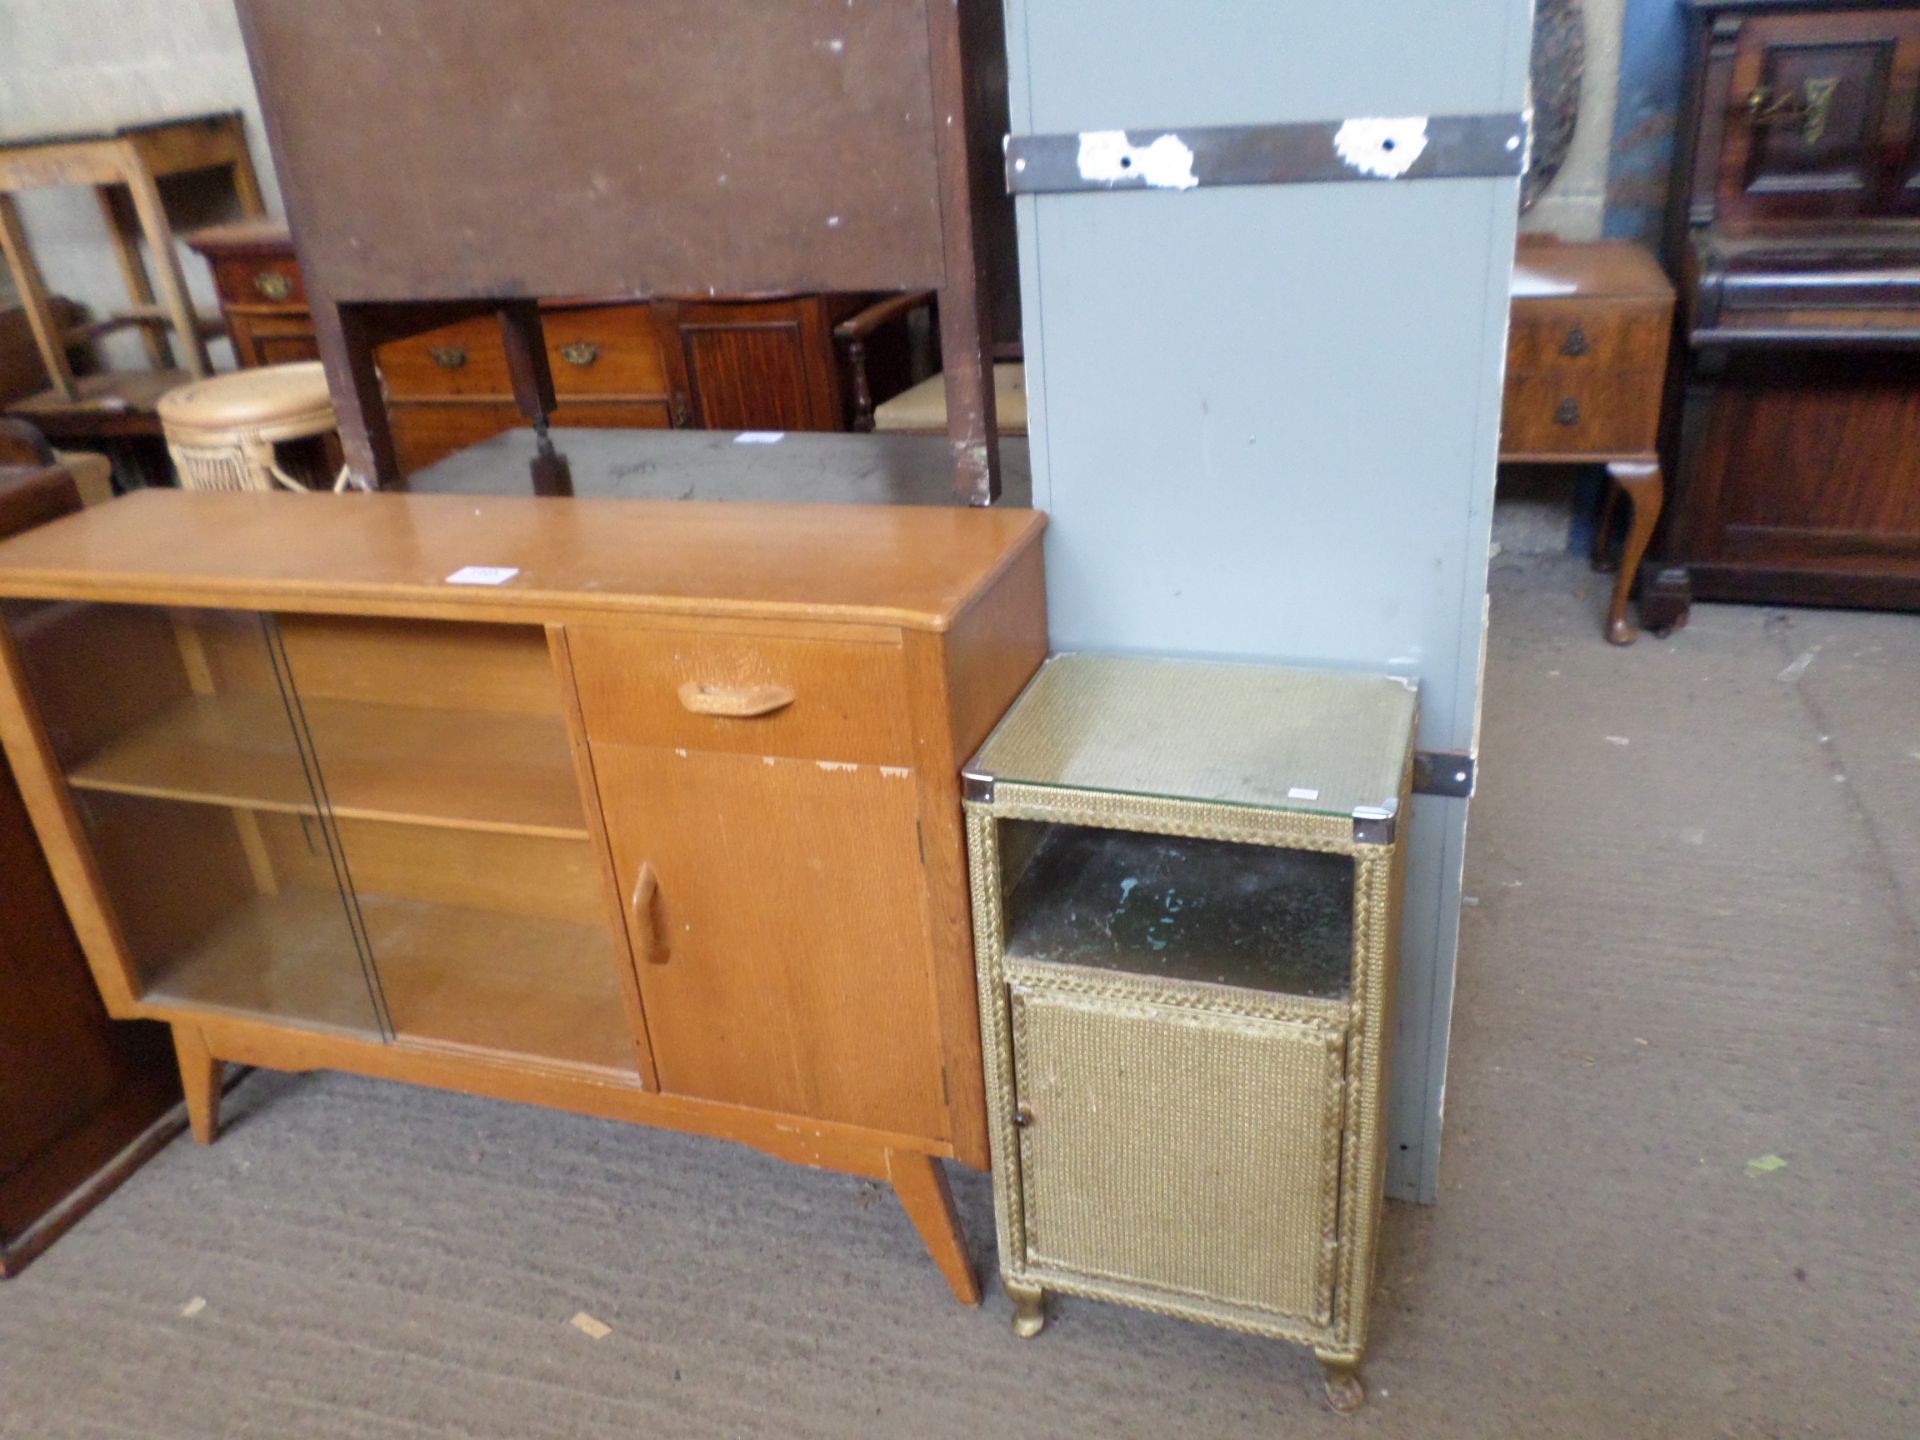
(1076, 130, 1198, 190)
(1333, 116, 1428, 179)
(816, 760, 859, 772)
(879, 765, 910, 779)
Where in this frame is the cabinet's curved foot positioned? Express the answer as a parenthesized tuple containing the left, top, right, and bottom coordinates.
(1639, 564, 1692, 639)
(1005, 1279, 1046, 1338)
(1316, 1354, 1365, 1415)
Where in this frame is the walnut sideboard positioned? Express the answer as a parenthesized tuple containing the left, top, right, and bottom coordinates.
(0, 490, 1047, 1301)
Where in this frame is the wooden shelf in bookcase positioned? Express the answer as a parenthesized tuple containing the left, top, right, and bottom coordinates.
(66, 692, 588, 839)
(142, 888, 634, 1075)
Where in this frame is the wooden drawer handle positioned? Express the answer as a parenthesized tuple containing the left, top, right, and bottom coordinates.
(428, 345, 468, 371)
(253, 272, 292, 301)
(676, 680, 795, 717)
(1560, 326, 1589, 358)
(629, 860, 666, 963)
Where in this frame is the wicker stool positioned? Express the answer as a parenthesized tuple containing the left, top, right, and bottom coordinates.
(158, 362, 345, 492)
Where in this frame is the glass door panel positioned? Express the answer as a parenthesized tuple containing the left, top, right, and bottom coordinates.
(5, 600, 385, 1037)
(271, 614, 641, 1076)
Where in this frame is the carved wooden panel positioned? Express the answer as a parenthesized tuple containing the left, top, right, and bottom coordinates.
(1715, 10, 1920, 226)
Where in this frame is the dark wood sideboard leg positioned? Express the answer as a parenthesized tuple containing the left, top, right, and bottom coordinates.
(498, 303, 572, 495)
(171, 1025, 223, 1145)
(885, 1148, 980, 1306)
(1603, 460, 1664, 645)
(311, 297, 403, 489)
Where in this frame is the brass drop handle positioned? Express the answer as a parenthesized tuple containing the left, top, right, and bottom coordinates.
(559, 341, 600, 367)
(1554, 398, 1580, 427)
(253, 271, 293, 301)
(677, 680, 795, 718)
(1745, 76, 1839, 144)
(629, 860, 667, 963)
(1560, 326, 1589, 358)
(428, 345, 468, 371)
(1013, 1102, 1035, 1129)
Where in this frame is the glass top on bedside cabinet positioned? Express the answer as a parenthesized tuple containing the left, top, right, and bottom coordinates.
(967, 654, 1418, 820)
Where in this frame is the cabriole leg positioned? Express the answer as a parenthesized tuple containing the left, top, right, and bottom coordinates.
(1005, 1278, 1046, 1338)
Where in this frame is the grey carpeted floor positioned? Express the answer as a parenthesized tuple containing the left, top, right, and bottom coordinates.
(2, 554, 1916, 1439)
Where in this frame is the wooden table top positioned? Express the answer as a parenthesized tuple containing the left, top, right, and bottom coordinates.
(0, 111, 240, 152)
(1512, 238, 1674, 301)
(0, 482, 1045, 632)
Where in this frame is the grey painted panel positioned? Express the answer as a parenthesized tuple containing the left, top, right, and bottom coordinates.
(1006, 0, 1529, 1202)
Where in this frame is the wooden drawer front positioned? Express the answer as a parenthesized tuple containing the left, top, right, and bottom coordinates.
(390, 401, 672, 475)
(208, 253, 307, 310)
(1502, 368, 1661, 456)
(1506, 300, 1668, 372)
(540, 306, 669, 398)
(566, 624, 912, 766)
(380, 306, 667, 403)
(379, 316, 512, 400)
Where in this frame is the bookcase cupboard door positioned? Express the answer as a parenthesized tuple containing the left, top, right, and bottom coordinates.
(1, 602, 645, 1079)
(591, 742, 949, 1142)
(1, 600, 386, 1038)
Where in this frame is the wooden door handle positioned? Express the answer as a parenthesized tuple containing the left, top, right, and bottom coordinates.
(629, 860, 667, 963)
(676, 680, 795, 717)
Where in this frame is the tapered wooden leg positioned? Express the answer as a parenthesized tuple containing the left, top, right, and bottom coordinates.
(1603, 460, 1663, 646)
(1004, 1277, 1046, 1337)
(172, 1025, 223, 1145)
(885, 1149, 980, 1306)
(1316, 1352, 1366, 1414)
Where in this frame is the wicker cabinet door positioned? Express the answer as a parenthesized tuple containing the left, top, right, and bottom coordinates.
(1010, 980, 1346, 1325)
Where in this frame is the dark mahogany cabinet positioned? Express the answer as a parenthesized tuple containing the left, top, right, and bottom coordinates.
(0, 461, 181, 1276)
(1650, 0, 1920, 624)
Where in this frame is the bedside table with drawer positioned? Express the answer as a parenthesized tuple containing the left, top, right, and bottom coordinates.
(1503, 239, 1676, 643)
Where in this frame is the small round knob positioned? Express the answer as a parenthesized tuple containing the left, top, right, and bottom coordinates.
(1554, 397, 1580, 427)
(1560, 326, 1589, 358)
(1012, 1102, 1035, 1129)
(253, 272, 292, 301)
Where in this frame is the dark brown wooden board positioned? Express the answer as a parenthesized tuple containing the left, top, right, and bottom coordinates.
(236, 0, 948, 300)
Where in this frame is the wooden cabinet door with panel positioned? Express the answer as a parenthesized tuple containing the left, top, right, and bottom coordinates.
(566, 620, 948, 1142)
(592, 744, 948, 1140)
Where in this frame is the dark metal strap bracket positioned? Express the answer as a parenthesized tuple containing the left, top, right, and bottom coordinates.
(1412, 751, 1476, 799)
(1006, 113, 1528, 196)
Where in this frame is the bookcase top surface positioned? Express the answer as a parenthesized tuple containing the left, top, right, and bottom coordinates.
(0, 491, 1044, 632)
(969, 653, 1417, 821)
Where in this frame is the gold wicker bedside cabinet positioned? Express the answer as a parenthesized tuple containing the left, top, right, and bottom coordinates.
(962, 655, 1416, 1413)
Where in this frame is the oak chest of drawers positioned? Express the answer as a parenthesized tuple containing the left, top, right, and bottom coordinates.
(1501, 239, 1677, 642)
(1502, 240, 1673, 462)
